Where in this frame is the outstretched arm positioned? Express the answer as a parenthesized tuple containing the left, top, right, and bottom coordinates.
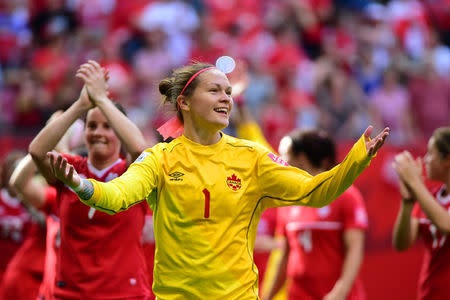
(47, 149, 158, 215)
(77, 60, 148, 161)
(259, 127, 390, 209)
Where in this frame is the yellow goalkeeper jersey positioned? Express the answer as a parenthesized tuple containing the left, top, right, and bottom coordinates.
(81, 133, 371, 300)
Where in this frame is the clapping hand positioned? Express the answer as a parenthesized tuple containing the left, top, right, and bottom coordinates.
(392, 151, 423, 187)
(76, 60, 110, 105)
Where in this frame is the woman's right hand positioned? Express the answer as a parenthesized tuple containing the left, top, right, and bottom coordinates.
(76, 60, 109, 105)
(47, 151, 81, 189)
(398, 179, 414, 203)
(76, 85, 94, 111)
(392, 151, 423, 186)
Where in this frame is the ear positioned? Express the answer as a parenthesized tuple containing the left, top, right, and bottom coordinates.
(176, 95, 190, 112)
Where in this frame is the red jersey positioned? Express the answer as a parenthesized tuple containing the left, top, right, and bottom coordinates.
(38, 214, 60, 300)
(277, 186, 368, 300)
(53, 154, 150, 299)
(0, 189, 31, 282)
(253, 207, 277, 291)
(412, 185, 450, 300)
(0, 187, 57, 300)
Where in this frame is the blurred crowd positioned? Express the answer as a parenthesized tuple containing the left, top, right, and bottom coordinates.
(0, 0, 449, 148)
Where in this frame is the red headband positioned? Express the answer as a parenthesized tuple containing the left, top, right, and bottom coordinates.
(179, 66, 216, 96)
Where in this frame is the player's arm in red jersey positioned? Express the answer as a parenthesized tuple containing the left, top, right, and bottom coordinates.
(30, 61, 147, 184)
(29, 85, 93, 184)
(264, 237, 289, 300)
(325, 189, 368, 300)
(11, 111, 70, 209)
(394, 134, 450, 235)
(9, 155, 47, 209)
(325, 229, 365, 300)
(76, 60, 148, 162)
(392, 178, 419, 250)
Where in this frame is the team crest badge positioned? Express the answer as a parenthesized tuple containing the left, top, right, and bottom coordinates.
(226, 174, 242, 191)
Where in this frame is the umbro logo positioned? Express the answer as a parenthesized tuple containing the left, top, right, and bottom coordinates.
(169, 171, 184, 181)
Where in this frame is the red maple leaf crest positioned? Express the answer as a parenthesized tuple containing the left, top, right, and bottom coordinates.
(226, 174, 242, 191)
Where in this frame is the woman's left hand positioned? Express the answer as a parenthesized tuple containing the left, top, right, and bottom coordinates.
(364, 126, 390, 156)
(392, 151, 423, 185)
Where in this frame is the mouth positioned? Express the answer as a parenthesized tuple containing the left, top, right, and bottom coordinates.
(89, 140, 107, 146)
(213, 107, 228, 117)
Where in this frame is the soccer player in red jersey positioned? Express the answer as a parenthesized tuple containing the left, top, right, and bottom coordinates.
(0, 111, 74, 300)
(0, 153, 58, 300)
(266, 130, 368, 300)
(0, 151, 32, 284)
(29, 61, 151, 299)
(393, 127, 450, 300)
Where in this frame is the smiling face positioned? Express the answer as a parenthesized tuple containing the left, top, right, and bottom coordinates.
(182, 69, 233, 132)
(84, 107, 121, 163)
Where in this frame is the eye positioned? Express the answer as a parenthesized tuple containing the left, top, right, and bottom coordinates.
(209, 88, 218, 93)
(226, 90, 232, 96)
(87, 123, 96, 129)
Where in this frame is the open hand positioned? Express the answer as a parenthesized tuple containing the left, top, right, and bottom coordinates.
(364, 126, 390, 156)
(47, 151, 81, 189)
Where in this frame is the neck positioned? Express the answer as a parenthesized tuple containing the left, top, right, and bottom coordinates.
(307, 168, 325, 176)
(88, 154, 120, 170)
(183, 118, 222, 145)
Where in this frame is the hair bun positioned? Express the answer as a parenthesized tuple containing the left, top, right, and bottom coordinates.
(159, 78, 173, 97)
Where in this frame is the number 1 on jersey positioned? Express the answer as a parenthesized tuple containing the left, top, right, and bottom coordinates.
(203, 188, 210, 218)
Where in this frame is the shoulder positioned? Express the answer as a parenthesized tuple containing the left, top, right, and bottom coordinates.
(343, 185, 363, 201)
(335, 185, 365, 208)
(223, 134, 265, 153)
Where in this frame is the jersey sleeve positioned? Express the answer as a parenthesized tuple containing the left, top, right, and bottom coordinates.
(258, 134, 372, 210)
(340, 187, 368, 230)
(275, 207, 289, 237)
(79, 149, 160, 215)
(236, 121, 276, 153)
(412, 202, 422, 219)
(41, 186, 57, 215)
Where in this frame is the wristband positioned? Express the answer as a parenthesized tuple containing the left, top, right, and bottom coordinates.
(72, 179, 84, 192)
(402, 197, 414, 204)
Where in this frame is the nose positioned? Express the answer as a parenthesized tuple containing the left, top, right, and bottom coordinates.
(91, 125, 106, 136)
(219, 91, 232, 105)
